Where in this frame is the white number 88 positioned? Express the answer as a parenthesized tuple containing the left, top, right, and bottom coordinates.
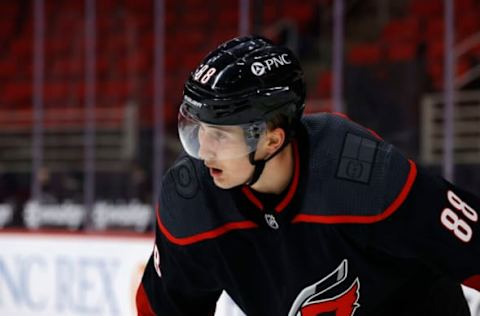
(447, 190, 478, 222)
(440, 208, 473, 242)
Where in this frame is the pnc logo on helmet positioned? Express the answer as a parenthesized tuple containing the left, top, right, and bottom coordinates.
(251, 62, 266, 76)
(250, 53, 292, 76)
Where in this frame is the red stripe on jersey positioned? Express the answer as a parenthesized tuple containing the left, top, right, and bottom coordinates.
(332, 112, 350, 120)
(156, 205, 258, 246)
(292, 159, 417, 224)
(366, 128, 383, 140)
(242, 140, 301, 213)
(241, 186, 263, 210)
(463, 275, 480, 291)
(136, 283, 155, 316)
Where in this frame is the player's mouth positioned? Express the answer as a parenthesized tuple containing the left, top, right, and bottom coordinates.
(209, 167, 223, 177)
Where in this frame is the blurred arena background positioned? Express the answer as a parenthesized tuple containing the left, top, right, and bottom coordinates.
(0, 0, 479, 315)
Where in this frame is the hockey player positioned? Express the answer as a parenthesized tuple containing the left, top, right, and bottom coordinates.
(136, 36, 480, 315)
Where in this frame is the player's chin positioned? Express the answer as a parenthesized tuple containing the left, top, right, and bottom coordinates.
(212, 178, 236, 190)
(212, 176, 244, 190)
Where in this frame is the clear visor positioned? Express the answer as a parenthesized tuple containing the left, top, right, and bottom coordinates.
(178, 104, 267, 161)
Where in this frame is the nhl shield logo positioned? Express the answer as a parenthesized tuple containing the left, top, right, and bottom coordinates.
(288, 260, 360, 316)
(264, 213, 279, 229)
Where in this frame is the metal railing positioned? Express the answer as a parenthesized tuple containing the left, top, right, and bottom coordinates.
(420, 90, 480, 165)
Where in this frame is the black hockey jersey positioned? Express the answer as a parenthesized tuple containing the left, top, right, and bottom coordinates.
(137, 113, 480, 316)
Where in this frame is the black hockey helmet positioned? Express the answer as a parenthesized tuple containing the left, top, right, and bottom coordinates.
(178, 35, 306, 163)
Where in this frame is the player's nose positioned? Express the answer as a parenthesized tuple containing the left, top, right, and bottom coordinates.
(199, 148, 216, 161)
(198, 136, 216, 161)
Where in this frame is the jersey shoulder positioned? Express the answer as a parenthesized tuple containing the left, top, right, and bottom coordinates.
(157, 155, 253, 246)
(296, 113, 417, 224)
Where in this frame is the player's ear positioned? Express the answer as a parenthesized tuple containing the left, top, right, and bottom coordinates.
(265, 127, 285, 154)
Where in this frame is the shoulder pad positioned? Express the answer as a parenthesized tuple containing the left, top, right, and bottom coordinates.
(157, 156, 255, 245)
(296, 113, 417, 223)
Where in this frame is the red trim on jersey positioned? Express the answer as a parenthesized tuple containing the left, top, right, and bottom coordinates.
(242, 140, 300, 213)
(332, 112, 350, 120)
(463, 275, 480, 291)
(292, 159, 417, 224)
(366, 128, 383, 140)
(241, 186, 263, 210)
(332, 112, 383, 140)
(136, 283, 155, 316)
(156, 205, 258, 246)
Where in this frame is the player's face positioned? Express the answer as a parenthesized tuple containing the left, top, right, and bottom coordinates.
(198, 124, 255, 189)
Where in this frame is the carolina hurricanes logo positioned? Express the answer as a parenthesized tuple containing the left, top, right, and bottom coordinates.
(289, 260, 360, 316)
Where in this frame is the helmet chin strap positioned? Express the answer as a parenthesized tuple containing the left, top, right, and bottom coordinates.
(245, 141, 289, 186)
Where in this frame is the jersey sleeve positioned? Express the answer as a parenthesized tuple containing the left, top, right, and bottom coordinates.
(368, 168, 480, 291)
(136, 207, 221, 316)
